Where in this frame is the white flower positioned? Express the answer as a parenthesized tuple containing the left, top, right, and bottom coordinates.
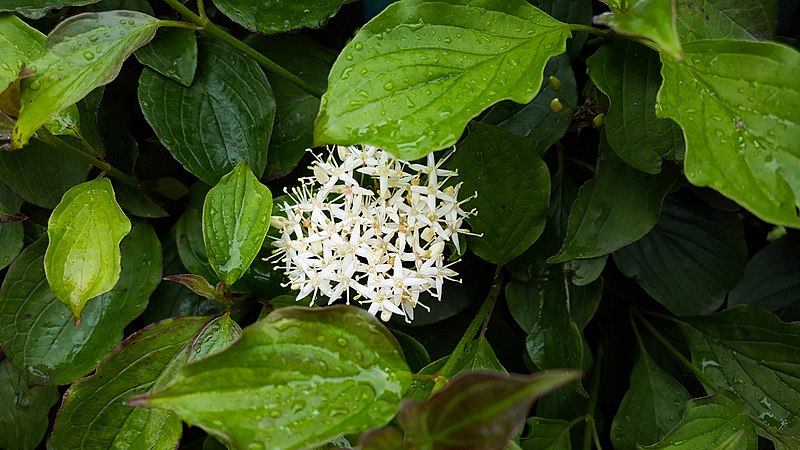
(267, 145, 477, 323)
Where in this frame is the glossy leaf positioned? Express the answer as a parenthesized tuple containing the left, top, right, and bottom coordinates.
(0, 0, 99, 19)
(587, 40, 684, 173)
(187, 313, 241, 363)
(657, 40, 800, 227)
(0, 14, 45, 90)
(0, 182, 23, 270)
(447, 122, 550, 265)
(0, 223, 162, 385)
(45, 178, 131, 320)
(315, 0, 572, 159)
(614, 197, 746, 316)
(644, 391, 756, 450)
(12, 11, 160, 148)
(135, 27, 197, 87)
(49, 317, 209, 450)
(548, 138, 678, 263)
(164, 274, 217, 301)
(675, 0, 778, 42)
(131, 306, 412, 450)
(212, 0, 346, 34)
(520, 417, 572, 450)
(728, 236, 800, 314)
(0, 359, 59, 450)
(680, 306, 800, 437)
(139, 37, 275, 185)
(398, 370, 578, 450)
(203, 161, 273, 286)
(594, 0, 683, 60)
(610, 348, 691, 449)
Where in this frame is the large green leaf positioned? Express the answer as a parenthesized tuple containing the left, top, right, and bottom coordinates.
(398, 370, 578, 450)
(728, 236, 800, 315)
(0, 223, 162, 385)
(644, 391, 757, 450)
(212, 0, 346, 34)
(0, 181, 23, 270)
(131, 306, 412, 450)
(657, 40, 800, 227)
(680, 306, 800, 437)
(12, 11, 160, 148)
(45, 178, 131, 320)
(139, 37, 275, 184)
(587, 40, 684, 173)
(314, 0, 572, 160)
(614, 197, 746, 316)
(610, 347, 691, 449)
(548, 138, 678, 263)
(520, 417, 572, 450)
(0, 0, 99, 19)
(594, 0, 683, 60)
(203, 161, 273, 287)
(49, 317, 210, 450)
(674, 0, 778, 42)
(447, 122, 550, 265)
(135, 27, 197, 87)
(0, 14, 46, 90)
(0, 359, 59, 450)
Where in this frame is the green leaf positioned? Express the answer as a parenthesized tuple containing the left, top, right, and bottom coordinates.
(644, 391, 757, 450)
(481, 54, 577, 154)
(675, 0, 778, 43)
(610, 347, 692, 449)
(212, 0, 346, 34)
(245, 34, 335, 180)
(12, 11, 160, 148)
(398, 370, 578, 450)
(656, 40, 800, 227)
(45, 178, 132, 320)
(680, 306, 800, 437)
(728, 236, 800, 315)
(49, 317, 209, 450)
(138, 37, 275, 185)
(594, 0, 683, 60)
(0, 359, 59, 450)
(614, 197, 746, 316)
(113, 181, 169, 218)
(0, 223, 162, 385)
(164, 274, 218, 301)
(187, 312, 241, 363)
(135, 27, 197, 87)
(0, 138, 91, 208)
(131, 306, 412, 450)
(548, 137, 678, 263)
(0, 14, 45, 90)
(587, 40, 684, 173)
(0, 182, 23, 270)
(314, 0, 572, 160)
(203, 161, 273, 287)
(0, 0, 100, 19)
(530, 0, 593, 57)
(447, 122, 550, 265)
(520, 417, 572, 450)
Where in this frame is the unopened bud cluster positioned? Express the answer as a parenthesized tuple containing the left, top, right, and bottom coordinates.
(268, 145, 476, 322)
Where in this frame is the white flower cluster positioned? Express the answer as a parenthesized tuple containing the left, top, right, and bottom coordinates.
(268, 145, 477, 322)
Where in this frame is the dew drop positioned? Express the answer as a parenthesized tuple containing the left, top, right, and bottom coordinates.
(354, 42, 364, 51)
(383, 81, 394, 91)
(336, 337, 348, 347)
(269, 409, 282, 418)
(88, 35, 99, 43)
(29, 80, 41, 90)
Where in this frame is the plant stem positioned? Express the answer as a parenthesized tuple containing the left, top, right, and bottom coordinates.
(582, 343, 603, 450)
(157, 19, 198, 30)
(567, 24, 612, 37)
(161, 0, 324, 98)
(434, 266, 504, 389)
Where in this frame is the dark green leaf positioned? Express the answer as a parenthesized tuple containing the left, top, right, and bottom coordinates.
(203, 161, 273, 286)
(614, 197, 747, 316)
(0, 0, 100, 19)
(675, 0, 778, 42)
(138, 37, 275, 185)
(447, 122, 550, 265)
(0, 223, 162, 385)
(314, 0, 572, 159)
(644, 390, 757, 450)
(610, 348, 692, 449)
(359, 426, 405, 450)
(136, 27, 197, 86)
(13, 11, 160, 148)
(680, 306, 800, 437)
(131, 306, 412, 450)
(49, 317, 209, 450)
(728, 236, 800, 314)
(0, 182, 23, 270)
(594, 0, 683, 60)
(391, 329, 431, 373)
(398, 370, 578, 450)
(587, 40, 683, 173)
(481, 54, 577, 154)
(212, 0, 346, 34)
(520, 417, 572, 450)
(113, 181, 169, 218)
(45, 178, 131, 320)
(0, 359, 59, 450)
(566, 255, 606, 286)
(548, 138, 678, 263)
(530, 0, 593, 57)
(656, 40, 800, 227)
